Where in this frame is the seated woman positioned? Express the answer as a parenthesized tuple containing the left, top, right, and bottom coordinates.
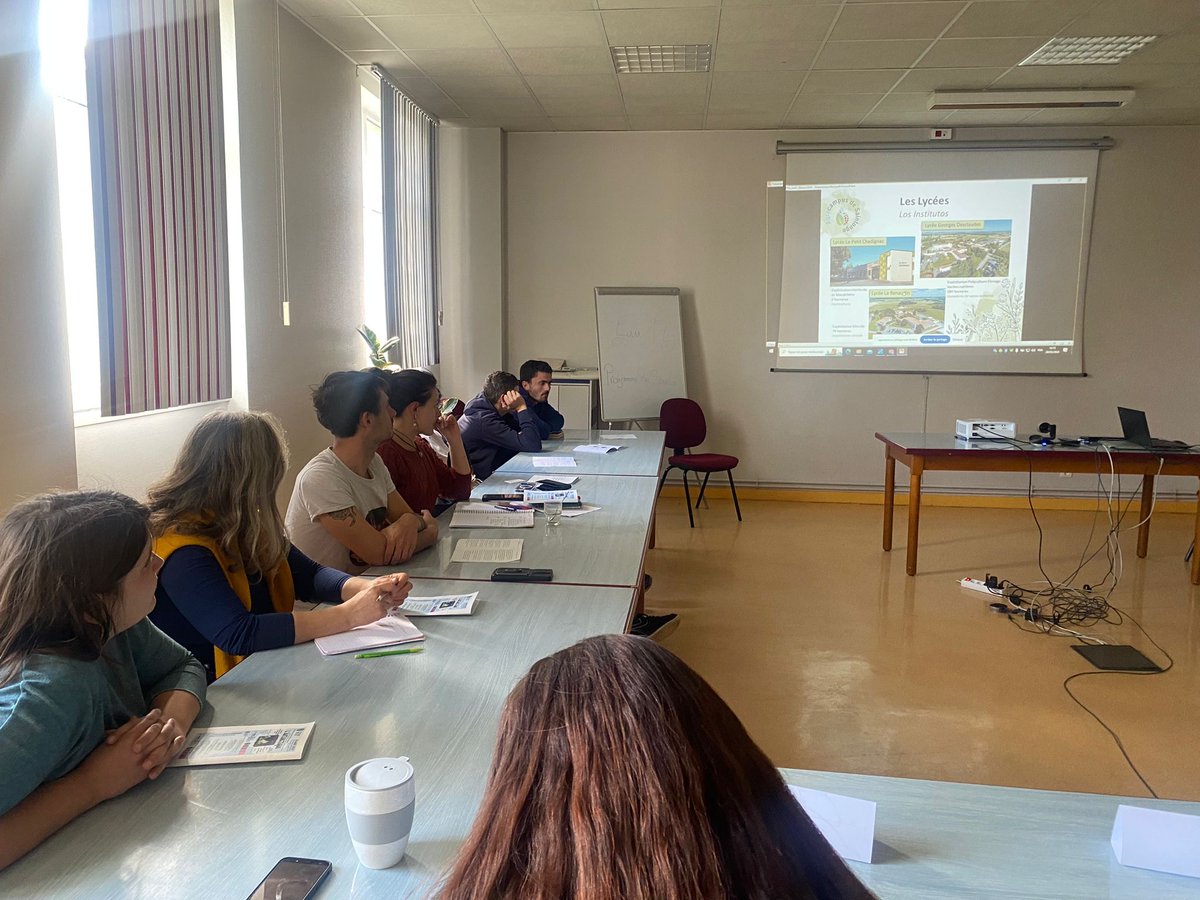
(148, 410, 411, 682)
(437, 635, 873, 900)
(377, 369, 472, 514)
(0, 490, 206, 870)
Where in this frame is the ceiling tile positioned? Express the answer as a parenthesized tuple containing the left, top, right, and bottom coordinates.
(486, 12, 607, 48)
(507, 47, 614, 75)
(711, 71, 805, 94)
(784, 93, 882, 116)
(550, 115, 629, 130)
(860, 109, 949, 125)
(704, 113, 781, 129)
(813, 39, 931, 70)
(870, 91, 934, 112)
(408, 95, 466, 118)
(830, 2, 965, 40)
(433, 75, 535, 99)
(475, 0, 596, 10)
(403, 48, 519, 75)
(498, 117, 558, 131)
(371, 15, 499, 49)
(944, 1, 1096, 39)
(454, 96, 546, 117)
(282, 0, 360, 17)
(600, 8, 720, 44)
(991, 62, 1200, 89)
(620, 81, 710, 115)
(893, 66, 1006, 92)
(601, 0, 717, 7)
(354, 0, 477, 14)
(1130, 33, 1200, 65)
(538, 93, 626, 115)
(706, 91, 795, 116)
(1059, 0, 1200, 37)
(627, 114, 705, 129)
(524, 74, 621, 98)
(306, 16, 394, 51)
(393, 76, 457, 106)
(618, 72, 710, 96)
(347, 49, 423, 75)
(717, 6, 840, 44)
(1106, 106, 1200, 125)
(713, 41, 823, 72)
(801, 69, 906, 93)
(780, 107, 870, 127)
(917, 37, 1044, 68)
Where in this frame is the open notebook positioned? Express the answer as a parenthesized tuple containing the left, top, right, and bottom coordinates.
(314, 614, 424, 656)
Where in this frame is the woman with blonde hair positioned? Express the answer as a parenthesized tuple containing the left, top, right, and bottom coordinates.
(148, 410, 410, 681)
(437, 635, 873, 900)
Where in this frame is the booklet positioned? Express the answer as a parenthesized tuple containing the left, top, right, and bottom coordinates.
(168, 723, 316, 767)
(397, 592, 478, 616)
(314, 615, 425, 656)
(573, 444, 623, 454)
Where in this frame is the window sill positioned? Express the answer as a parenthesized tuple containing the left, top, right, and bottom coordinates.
(74, 398, 230, 430)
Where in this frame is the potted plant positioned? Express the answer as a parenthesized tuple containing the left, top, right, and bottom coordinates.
(357, 324, 402, 369)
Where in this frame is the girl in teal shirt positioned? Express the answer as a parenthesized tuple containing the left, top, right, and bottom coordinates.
(0, 490, 207, 870)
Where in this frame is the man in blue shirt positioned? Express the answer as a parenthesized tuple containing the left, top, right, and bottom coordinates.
(519, 360, 565, 440)
(459, 371, 543, 480)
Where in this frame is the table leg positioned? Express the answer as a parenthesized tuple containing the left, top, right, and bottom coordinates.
(883, 452, 896, 551)
(1192, 486, 1200, 585)
(906, 460, 923, 576)
(1136, 473, 1155, 558)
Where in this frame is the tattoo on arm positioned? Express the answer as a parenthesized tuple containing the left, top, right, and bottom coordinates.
(321, 507, 358, 524)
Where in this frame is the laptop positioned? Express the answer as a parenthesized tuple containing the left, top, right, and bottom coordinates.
(1117, 407, 1189, 450)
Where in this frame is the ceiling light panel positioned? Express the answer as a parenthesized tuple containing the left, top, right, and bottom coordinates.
(611, 45, 712, 74)
(1019, 35, 1157, 66)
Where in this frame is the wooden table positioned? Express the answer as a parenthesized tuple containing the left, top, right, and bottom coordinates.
(783, 768, 1200, 899)
(876, 433, 1200, 581)
(493, 428, 665, 478)
(0, 581, 636, 898)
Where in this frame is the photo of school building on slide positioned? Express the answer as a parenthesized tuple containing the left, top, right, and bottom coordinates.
(920, 220, 1012, 278)
(869, 288, 946, 337)
(830, 237, 915, 286)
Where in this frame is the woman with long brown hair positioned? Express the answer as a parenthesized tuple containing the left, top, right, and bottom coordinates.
(437, 635, 873, 900)
(147, 410, 411, 681)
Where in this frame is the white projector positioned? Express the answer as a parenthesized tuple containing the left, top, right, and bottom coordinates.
(955, 419, 1017, 440)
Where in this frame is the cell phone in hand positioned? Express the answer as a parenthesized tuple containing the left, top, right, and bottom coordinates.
(491, 567, 554, 583)
(246, 857, 331, 900)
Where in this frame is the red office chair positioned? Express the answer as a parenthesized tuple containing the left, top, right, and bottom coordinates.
(656, 398, 742, 528)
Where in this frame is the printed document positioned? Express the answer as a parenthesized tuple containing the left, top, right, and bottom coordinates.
(532, 456, 577, 468)
(450, 502, 535, 528)
(398, 592, 478, 616)
(451, 538, 523, 563)
(169, 723, 316, 767)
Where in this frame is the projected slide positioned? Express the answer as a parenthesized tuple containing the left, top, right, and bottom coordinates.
(768, 148, 1095, 375)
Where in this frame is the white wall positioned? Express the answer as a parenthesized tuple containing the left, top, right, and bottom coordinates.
(505, 126, 1200, 496)
(0, 0, 79, 509)
(438, 125, 504, 402)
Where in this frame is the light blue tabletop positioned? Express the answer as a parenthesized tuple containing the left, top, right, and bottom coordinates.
(493, 428, 665, 478)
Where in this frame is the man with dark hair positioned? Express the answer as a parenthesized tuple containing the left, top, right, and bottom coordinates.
(518, 359, 565, 440)
(286, 370, 438, 573)
(458, 371, 543, 480)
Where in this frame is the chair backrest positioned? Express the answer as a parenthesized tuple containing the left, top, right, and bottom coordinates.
(659, 398, 707, 453)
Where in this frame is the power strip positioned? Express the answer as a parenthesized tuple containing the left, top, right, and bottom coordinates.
(959, 577, 998, 595)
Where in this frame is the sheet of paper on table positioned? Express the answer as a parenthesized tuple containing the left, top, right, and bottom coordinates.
(561, 504, 601, 518)
(573, 444, 623, 454)
(451, 538, 523, 563)
(788, 784, 876, 863)
(600, 433, 637, 439)
(532, 457, 577, 468)
(397, 592, 478, 616)
(168, 723, 316, 767)
(450, 502, 535, 528)
(1112, 804, 1200, 878)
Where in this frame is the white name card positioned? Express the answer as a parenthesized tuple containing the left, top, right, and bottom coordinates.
(788, 784, 876, 864)
(1111, 804, 1200, 879)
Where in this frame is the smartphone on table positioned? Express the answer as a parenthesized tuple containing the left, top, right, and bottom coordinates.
(246, 857, 332, 900)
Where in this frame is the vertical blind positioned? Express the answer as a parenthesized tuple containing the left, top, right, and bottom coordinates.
(375, 66, 439, 369)
(86, 0, 230, 416)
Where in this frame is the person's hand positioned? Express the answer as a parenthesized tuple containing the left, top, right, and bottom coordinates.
(370, 572, 412, 608)
(342, 579, 405, 629)
(419, 510, 437, 540)
(500, 389, 526, 413)
(383, 515, 421, 563)
(78, 721, 153, 803)
(435, 413, 461, 441)
(104, 708, 187, 779)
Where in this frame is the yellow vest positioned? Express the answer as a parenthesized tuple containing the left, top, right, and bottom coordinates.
(154, 531, 296, 678)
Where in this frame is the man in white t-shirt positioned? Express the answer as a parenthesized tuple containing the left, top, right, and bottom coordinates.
(286, 370, 438, 573)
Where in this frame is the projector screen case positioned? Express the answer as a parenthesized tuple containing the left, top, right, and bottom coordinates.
(765, 147, 1100, 376)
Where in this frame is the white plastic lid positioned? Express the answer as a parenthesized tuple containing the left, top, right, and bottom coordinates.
(349, 757, 413, 791)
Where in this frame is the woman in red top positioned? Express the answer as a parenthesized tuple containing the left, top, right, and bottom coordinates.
(377, 370, 473, 514)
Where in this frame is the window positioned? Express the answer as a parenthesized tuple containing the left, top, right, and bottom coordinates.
(361, 85, 388, 346)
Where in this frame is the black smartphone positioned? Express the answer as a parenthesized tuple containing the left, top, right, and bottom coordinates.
(246, 857, 332, 900)
(535, 479, 573, 491)
(491, 567, 554, 582)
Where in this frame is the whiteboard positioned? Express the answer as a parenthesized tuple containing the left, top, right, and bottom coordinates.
(595, 287, 687, 421)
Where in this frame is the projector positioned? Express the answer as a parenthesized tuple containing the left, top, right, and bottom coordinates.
(956, 419, 1017, 441)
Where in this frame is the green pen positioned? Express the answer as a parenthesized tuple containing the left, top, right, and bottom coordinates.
(354, 647, 425, 659)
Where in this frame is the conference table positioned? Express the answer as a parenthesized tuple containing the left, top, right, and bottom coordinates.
(876, 433, 1200, 581)
(783, 769, 1200, 899)
(493, 428, 666, 478)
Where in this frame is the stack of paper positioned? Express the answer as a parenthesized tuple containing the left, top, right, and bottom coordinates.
(450, 502, 535, 528)
(314, 615, 425, 656)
